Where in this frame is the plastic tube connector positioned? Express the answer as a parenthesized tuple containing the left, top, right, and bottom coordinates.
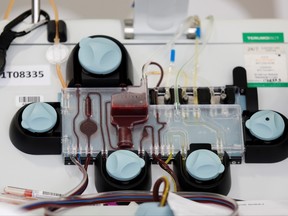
(196, 27, 201, 38)
(170, 49, 176, 63)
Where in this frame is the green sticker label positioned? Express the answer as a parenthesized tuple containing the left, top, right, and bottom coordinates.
(243, 33, 284, 43)
(248, 82, 288, 88)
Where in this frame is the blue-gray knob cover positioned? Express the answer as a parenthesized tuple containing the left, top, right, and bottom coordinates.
(106, 150, 145, 181)
(245, 110, 285, 141)
(78, 37, 122, 75)
(21, 102, 57, 133)
(185, 149, 225, 181)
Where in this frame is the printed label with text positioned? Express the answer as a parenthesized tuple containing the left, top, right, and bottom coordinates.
(243, 33, 288, 87)
(0, 65, 51, 86)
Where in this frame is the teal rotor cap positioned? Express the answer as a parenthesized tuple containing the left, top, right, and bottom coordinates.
(21, 102, 57, 133)
(106, 150, 145, 181)
(245, 110, 285, 141)
(78, 37, 122, 75)
(185, 149, 225, 181)
(135, 202, 174, 216)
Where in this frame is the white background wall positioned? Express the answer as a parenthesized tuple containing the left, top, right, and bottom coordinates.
(1, 0, 288, 21)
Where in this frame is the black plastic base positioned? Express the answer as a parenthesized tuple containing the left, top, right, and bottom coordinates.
(243, 110, 288, 163)
(9, 102, 62, 155)
(67, 35, 132, 88)
(94, 151, 151, 192)
(64, 156, 95, 165)
(173, 144, 231, 195)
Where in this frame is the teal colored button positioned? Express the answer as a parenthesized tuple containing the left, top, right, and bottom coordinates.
(78, 37, 122, 75)
(186, 149, 225, 181)
(21, 102, 57, 133)
(106, 150, 145, 181)
(245, 110, 285, 141)
(135, 202, 174, 216)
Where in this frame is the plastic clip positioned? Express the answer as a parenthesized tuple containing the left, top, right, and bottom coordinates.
(0, 9, 50, 74)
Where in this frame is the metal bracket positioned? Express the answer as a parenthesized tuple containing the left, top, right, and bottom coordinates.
(124, 19, 134, 39)
(124, 17, 199, 40)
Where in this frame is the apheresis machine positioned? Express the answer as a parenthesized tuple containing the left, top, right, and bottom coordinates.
(1, 0, 288, 215)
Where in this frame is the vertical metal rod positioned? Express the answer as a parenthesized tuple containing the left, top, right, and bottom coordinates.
(31, 0, 41, 23)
